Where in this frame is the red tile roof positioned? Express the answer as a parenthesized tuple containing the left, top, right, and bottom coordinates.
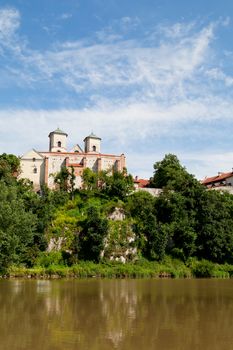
(40, 151, 123, 158)
(134, 178, 149, 188)
(67, 163, 83, 167)
(202, 172, 233, 185)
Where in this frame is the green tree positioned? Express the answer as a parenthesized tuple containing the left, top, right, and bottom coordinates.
(155, 191, 197, 260)
(196, 190, 233, 263)
(0, 153, 20, 184)
(16, 182, 69, 265)
(54, 166, 76, 195)
(82, 168, 98, 191)
(150, 153, 199, 191)
(0, 181, 36, 271)
(150, 154, 233, 263)
(104, 169, 134, 200)
(0, 153, 20, 174)
(82, 168, 134, 200)
(77, 206, 109, 262)
(127, 191, 155, 220)
(127, 191, 166, 260)
(149, 154, 207, 260)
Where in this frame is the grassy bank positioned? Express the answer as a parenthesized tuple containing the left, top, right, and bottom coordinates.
(2, 258, 233, 279)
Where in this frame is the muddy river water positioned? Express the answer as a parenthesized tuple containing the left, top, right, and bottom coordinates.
(0, 279, 232, 350)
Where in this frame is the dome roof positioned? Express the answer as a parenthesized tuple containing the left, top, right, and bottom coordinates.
(49, 128, 68, 137)
(84, 132, 101, 141)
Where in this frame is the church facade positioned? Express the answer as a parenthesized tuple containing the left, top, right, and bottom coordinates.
(19, 128, 126, 191)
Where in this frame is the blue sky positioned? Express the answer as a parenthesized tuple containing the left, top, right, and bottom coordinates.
(1, 0, 233, 179)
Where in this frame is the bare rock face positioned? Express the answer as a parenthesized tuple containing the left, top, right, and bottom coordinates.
(46, 207, 138, 263)
(107, 207, 126, 221)
(47, 237, 65, 252)
(101, 217, 138, 263)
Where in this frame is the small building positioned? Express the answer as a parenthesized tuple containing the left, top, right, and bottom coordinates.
(133, 176, 162, 197)
(202, 171, 233, 188)
(19, 128, 126, 191)
(133, 176, 150, 189)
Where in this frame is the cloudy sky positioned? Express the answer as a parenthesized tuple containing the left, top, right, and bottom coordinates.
(1, 0, 233, 179)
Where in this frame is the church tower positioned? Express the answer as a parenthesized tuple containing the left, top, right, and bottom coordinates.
(49, 128, 68, 152)
(84, 132, 101, 153)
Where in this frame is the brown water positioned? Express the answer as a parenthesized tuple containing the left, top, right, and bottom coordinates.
(0, 279, 232, 350)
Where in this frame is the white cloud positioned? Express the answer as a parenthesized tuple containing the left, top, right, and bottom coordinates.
(206, 68, 233, 87)
(0, 10, 218, 103)
(1, 95, 233, 179)
(59, 13, 72, 20)
(128, 150, 233, 181)
(0, 9, 230, 103)
(16, 21, 214, 106)
(0, 7, 20, 40)
(158, 21, 196, 39)
(0, 7, 25, 58)
(221, 16, 230, 27)
(96, 16, 140, 41)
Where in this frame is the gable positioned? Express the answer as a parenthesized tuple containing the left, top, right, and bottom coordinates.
(70, 144, 84, 153)
(21, 149, 44, 160)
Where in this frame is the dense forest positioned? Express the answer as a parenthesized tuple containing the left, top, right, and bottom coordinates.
(0, 152, 233, 277)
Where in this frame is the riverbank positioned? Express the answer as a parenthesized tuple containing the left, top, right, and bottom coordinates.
(2, 258, 233, 279)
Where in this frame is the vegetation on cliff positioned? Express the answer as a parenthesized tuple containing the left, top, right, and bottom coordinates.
(0, 152, 233, 277)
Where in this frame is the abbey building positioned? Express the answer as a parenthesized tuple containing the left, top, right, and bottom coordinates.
(19, 128, 126, 191)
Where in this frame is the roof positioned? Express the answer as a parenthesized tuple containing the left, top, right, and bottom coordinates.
(40, 151, 121, 157)
(70, 144, 84, 153)
(83, 132, 101, 141)
(49, 128, 68, 137)
(67, 163, 83, 167)
(134, 178, 150, 188)
(202, 172, 233, 185)
(21, 149, 44, 160)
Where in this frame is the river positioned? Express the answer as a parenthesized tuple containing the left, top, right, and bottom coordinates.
(0, 279, 232, 349)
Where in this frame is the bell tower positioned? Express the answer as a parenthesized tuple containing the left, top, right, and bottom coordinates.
(49, 128, 68, 152)
(83, 132, 101, 153)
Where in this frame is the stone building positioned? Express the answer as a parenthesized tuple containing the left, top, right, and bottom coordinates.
(19, 128, 126, 191)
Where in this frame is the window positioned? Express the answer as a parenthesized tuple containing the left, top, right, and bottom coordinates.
(58, 141, 62, 147)
(33, 168, 37, 174)
(92, 145, 96, 152)
(32, 157, 36, 162)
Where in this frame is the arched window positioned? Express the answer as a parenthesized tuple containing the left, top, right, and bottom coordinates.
(58, 141, 62, 147)
(33, 168, 37, 174)
(32, 157, 36, 162)
(92, 145, 96, 152)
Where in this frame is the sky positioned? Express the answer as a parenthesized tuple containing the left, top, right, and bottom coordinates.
(1, 0, 233, 179)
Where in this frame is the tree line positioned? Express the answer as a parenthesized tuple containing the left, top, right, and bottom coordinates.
(0, 152, 232, 272)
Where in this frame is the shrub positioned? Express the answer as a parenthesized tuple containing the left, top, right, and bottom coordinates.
(191, 260, 215, 278)
(35, 251, 64, 267)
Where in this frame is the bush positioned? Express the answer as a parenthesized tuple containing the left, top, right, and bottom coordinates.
(191, 260, 215, 278)
(35, 251, 64, 267)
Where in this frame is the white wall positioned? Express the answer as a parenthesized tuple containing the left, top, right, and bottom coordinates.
(49, 133, 67, 152)
(19, 150, 45, 190)
(84, 138, 101, 153)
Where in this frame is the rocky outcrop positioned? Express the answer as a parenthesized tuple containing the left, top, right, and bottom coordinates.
(101, 219, 138, 263)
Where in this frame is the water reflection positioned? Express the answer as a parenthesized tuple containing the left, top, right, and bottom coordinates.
(0, 279, 232, 350)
